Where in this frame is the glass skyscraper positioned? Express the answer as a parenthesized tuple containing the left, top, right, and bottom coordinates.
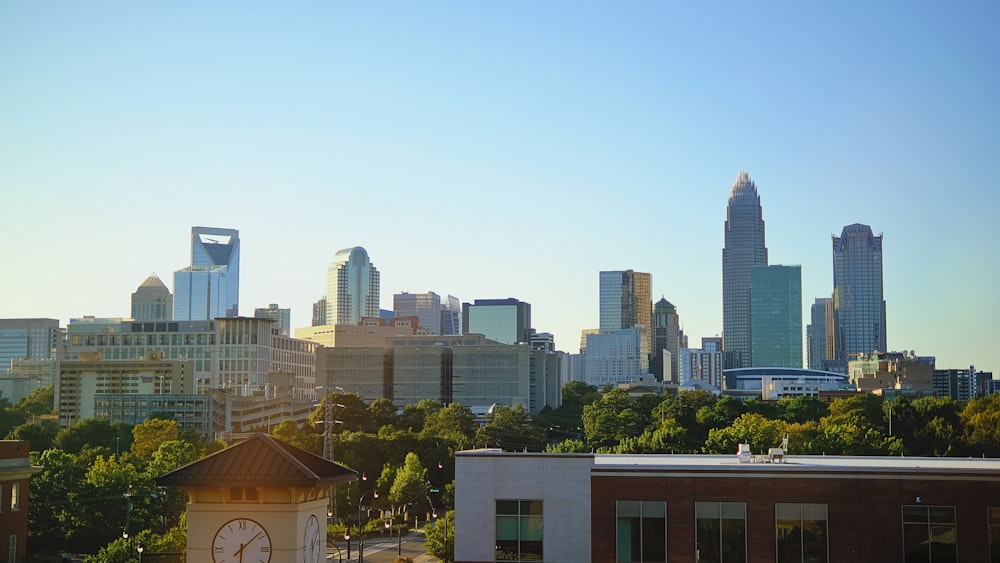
(172, 227, 240, 321)
(599, 270, 652, 353)
(394, 291, 443, 335)
(832, 223, 886, 359)
(326, 246, 380, 325)
(0, 318, 61, 374)
(750, 265, 802, 368)
(462, 298, 532, 345)
(722, 171, 768, 369)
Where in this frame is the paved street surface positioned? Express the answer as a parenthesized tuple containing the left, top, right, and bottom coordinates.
(327, 530, 441, 563)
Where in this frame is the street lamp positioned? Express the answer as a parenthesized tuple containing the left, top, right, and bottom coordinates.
(357, 477, 378, 563)
(136, 544, 143, 563)
(122, 532, 129, 563)
(344, 530, 351, 560)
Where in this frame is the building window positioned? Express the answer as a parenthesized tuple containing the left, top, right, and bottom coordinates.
(8, 534, 15, 563)
(902, 505, 956, 563)
(617, 500, 666, 563)
(695, 502, 746, 563)
(496, 500, 542, 561)
(775, 503, 828, 563)
(9, 484, 17, 511)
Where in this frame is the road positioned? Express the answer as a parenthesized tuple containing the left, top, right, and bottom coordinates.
(326, 530, 441, 563)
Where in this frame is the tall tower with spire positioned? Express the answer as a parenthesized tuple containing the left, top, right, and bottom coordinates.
(722, 171, 768, 369)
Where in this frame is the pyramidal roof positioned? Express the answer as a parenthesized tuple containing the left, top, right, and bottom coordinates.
(155, 433, 357, 488)
(137, 274, 168, 290)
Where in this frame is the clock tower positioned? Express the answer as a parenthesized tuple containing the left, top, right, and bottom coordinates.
(156, 433, 356, 562)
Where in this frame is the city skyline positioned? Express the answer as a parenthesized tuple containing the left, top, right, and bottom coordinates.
(2, 2, 997, 372)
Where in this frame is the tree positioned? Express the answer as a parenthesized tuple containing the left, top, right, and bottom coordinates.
(400, 399, 442, 433)
(704, 413, 788, 455)
(131, 418, 180, 460)
(389, 452, 429, 515)
(778, 395, 829, 424)
(271, 419, 322, 454)
(54, 418, 131, 456)
(16, 385, 55, 417)
(557, 381, 602, 430)
(5, 420, 59, 451)
(475, 404, 545, 451)
(28, 449, 92, 554)
(424, 510, 454, 563)
(961, 393, 1000, 456)
(546, 439, 589, 453)
(421, 403, 476, 450)
(370, 398, 399, 430)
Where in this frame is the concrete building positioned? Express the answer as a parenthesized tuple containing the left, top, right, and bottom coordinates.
(848, 351, 935, 393)
(130, 274, 173, 321)
(326, 246, 380, 325)
(394, 291, 443, 335)
(582, 327, 650, 387)
(0, 318, 62, 374)
(462, 298, 532, 345)
(679, 346, 724, 389)
(316, 334, 560, 414)
(723, 171, 768, 370)
(833, 223, 886, 360)
(173, 226, 240, 321)
(2, 358, 57, 403)
(294, 316, 423, 348)
(933, 366, 994, 401)
(651, 298, 680, 383)
(254, 303, 291, 336)
(56, 351, 194, 427)
(750, 265, 802, 368)
(455, 449, 1000, 562)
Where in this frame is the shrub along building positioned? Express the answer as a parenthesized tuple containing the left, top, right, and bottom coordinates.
(454, 448, 1000, 562)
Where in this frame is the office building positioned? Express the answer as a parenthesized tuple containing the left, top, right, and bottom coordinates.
(582, 327, 650, 387)
(934, 366, 994, 401)
(679, 347, 724, 389)
(807, 297, 833, 370)
(316, 334, 560, 414)
(751, 265, 802, 368)
(441, 295, 462, 336)
(832, 223, 886, 359)
(295, 316, 422, 348)
(455, 450, 1000, 563)
(701, 336, 722, 352)
(462, 298, 532, 345)
(394, 291, 443, 335)
(599, 270, 652, 353)
(0, 318, 61, 374)
(130, 274, 173, 321)
(173, 227, 240, 321)
(722, 171, 768, 369)
(2, 358, 57, 403)
(326, 246, 380, 325)
(311, 297, 327, 327)
(651, 297, 680, 383)
(254, 303, 291, 336)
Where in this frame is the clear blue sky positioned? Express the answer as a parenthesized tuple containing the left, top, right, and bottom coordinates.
(2, 2, 997, 372)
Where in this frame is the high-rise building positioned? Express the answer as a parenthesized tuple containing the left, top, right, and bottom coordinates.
(807, 297, 833, 370)
(832, 223, 886, 359)
(254, 303, 291, 336)
(131, 274, 173, 321)
(0, 318, 61, 374)
(581, 327, 650, 386)
(750, 265, 802, 368)
(173, 227, 240, 321)
(651, 298, 680, 383)
(440, 295, 462, 336)
(394, 292, 443, 335)
(723, 171, 768, 369)
(326, 247, 380, 325)
(462, 298, 532, 345)
(311, 297, 327, 327)
(599, 270, 652, 352)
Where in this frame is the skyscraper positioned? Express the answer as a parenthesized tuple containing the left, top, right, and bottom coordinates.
(722, 171, 768, 369)
(651, 297, 680, 383)
(750, 265, 802, 368)
(807, 297, 833, 370)
(0, 318, 61, 374)
(254, 303, 291, 336)
(833, 223, 886, 359)
(173, 227, 240, 321)
(599, 270, 652, 352)
(326, 246, 380, 325)
(394, 292, 442, 335)
(462, 298, 532, 345)
(130, 274, 173, 321)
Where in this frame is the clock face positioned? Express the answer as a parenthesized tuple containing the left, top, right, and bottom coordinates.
(212, 518, 271, 563)
(303, 514, 322, 563)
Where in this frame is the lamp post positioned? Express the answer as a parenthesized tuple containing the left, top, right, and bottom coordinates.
(357, 478, 378, 563)
(344, 530, 351, 561)
(136, 544, 143, 563)
(122, 532, 129, 563)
